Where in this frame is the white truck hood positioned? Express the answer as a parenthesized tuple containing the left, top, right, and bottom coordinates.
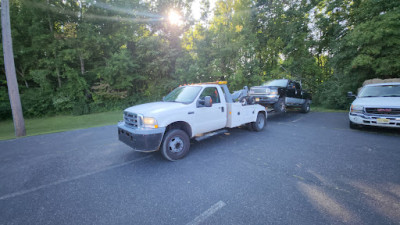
(353, 97, 400, 108)
(125, 102, 189, 117)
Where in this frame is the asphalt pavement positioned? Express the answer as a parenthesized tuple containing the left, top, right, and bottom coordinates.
(0, 111, 399, 225)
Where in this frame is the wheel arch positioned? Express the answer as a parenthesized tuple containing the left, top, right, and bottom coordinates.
(253, 107, 267, 121)
(258, 110, 267, 118)
(165, 121, 192, 138)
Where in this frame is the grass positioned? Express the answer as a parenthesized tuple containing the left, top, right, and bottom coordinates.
(311, 105, 347, 113)
(0, 110, 123, 140)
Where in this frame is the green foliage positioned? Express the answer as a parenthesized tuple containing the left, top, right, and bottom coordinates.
(317, 0, 400, 107)
(1, 0, 399, 120)
(20, 88, 54, 117)
(102, 49, 139, 91)
(340, 7, 400, 78)
(0, 87, 12, 120)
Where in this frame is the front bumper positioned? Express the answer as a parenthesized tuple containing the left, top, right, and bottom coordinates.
(118, 122, 166, 152)
(349, 113, 400, 128)
(251, 95, 279, 105)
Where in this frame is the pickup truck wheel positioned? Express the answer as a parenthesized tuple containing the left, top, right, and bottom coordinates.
(273, 98, 286, 113)
(161, 129, 190, 161)
(301, 100, 310, 113)
(251, 113, 266, 131)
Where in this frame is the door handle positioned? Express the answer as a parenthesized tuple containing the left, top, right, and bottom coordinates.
(218, 107, 224, 112)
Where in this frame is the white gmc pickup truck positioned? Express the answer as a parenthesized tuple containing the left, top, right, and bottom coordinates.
(348, 82, 400, 129)
(118, 81, 267, 161)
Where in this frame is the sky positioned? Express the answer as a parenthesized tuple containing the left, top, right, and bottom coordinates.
(191, 0, 217, 20)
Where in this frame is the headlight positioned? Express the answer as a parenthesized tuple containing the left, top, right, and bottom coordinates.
(350, 105, 364, 113)
(142, 117, 158, 128)
(270, 90, 278, 95)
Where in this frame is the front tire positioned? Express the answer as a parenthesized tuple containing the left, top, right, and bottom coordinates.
(273, 97, 286, 113)
(161, 129, 190, 161)
(251, 113, 266, 131)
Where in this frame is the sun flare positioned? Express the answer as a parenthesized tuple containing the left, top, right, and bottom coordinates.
(168, 10, 183, 26)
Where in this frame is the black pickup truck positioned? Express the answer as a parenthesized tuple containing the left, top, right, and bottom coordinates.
(249, 79, 312, 113)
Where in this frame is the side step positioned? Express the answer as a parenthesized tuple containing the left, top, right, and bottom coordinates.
(195, 129, 228, 142)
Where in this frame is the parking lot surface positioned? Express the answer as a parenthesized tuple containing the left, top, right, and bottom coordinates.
(1, 112, 399, 225)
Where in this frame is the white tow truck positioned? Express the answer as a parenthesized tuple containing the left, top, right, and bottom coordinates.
(118, 81, 267, 161)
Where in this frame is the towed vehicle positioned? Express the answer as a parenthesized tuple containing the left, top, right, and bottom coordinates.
(249, 79, 311, 113)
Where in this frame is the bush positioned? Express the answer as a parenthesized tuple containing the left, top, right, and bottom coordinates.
(21, 88, 55, 118)
(0, 87, 12, 120)
(72, 99, 90, 116)
(0, 101, 11, 120)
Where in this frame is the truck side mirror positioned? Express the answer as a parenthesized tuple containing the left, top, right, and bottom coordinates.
(347, 91, 356, 98)
(197, 96, 213, 107)
(204, 96, 212, 107)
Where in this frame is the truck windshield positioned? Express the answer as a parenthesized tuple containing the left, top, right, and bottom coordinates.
(263, 80, 288, 87)
(163, 86, 202, 103)
(359, 85, 400, 97)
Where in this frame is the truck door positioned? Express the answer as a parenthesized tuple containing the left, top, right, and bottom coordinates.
(286, 81, 296, 104)
(294, 82, 304, 104)
(194, 86, 227, 134)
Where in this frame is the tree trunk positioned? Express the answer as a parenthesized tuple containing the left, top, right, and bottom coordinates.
(17, 68, 29, 88)
(47, 0, 62, 88)
(1, 0, 26, 137)
(47, 0, 53, 33)
(80, 54, 85, 75)
(56, 66, 62, 88)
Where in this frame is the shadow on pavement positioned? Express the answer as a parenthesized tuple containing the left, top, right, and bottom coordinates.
(352, 125, 400, 136)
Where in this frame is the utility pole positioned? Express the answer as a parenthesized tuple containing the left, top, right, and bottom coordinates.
(2, 0, 26, 137)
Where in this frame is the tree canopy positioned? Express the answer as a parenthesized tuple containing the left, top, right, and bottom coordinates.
(1, 0, 399, 119)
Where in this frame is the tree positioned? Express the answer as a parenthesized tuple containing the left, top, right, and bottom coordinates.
(1, 0, 26, 136)
(313, 0, 400, 108)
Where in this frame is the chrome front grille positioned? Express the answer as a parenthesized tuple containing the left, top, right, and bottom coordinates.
(251, 88, 267, 94)
(124, 111, 140, 128)
(365, 108, 400, 116)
